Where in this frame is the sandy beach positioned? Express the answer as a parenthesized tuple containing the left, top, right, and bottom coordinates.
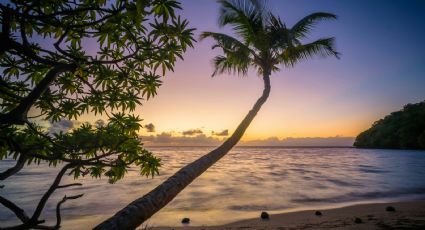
(153, 201, 425, 230)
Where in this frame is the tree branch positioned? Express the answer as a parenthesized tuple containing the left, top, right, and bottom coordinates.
(54, 194, 84, 229)
(87, 46, 141, 65)
(53, 27, 78, 60)
(0, 63, 76, 125)
(0, 86, 24, 101)
(0, 195, 30, 223)
(25, 120, 65, 150)
(0, 154, 27, 180)
(57, 183, 82, 189)
(0, 4, 11, 55)
(25, 5, 125, 21)
(1, 5, 11, 35)
(20, 8, 30, 47)
(27, 164, 73, 227)
(7, 39, 61, 66)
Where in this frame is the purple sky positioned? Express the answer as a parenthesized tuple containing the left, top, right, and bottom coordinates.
(76, 0, 425, 145)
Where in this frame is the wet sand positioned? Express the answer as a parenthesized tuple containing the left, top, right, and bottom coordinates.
(153, 201, 425, 230)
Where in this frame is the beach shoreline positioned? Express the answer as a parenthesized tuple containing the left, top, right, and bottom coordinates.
(152, 200, 425, 230)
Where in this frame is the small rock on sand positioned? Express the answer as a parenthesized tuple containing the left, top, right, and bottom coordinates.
(260, 212, 269, 219)
(181, 218, 190, 224)
(315, 211, 322, 216)
(354, 217, 362, 224)
(386, 206, 396, 212)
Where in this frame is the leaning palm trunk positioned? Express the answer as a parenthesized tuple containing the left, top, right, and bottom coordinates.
(94, 74, 271, 230)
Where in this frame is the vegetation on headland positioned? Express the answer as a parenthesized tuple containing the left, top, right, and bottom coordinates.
(354, 101, 425, 149)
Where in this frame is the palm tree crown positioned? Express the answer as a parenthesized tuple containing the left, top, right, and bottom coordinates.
(200, 0, 340, 77)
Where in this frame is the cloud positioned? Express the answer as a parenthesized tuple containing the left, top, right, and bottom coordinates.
(212, 129, 229, 136)
(95, 119, 106, 128)
(182, 129, 203, 136)
(140, 133, 354, 147)
(142, 132, 222, 146)
(48, 120, 80, 134)
(241, 136, 355, 147)
(145, 123, 156, 132)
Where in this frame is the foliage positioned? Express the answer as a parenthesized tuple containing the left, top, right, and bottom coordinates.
(0, 0, 194, 228)
(354, 101, 425, 149)
(200, 0, 339, 77)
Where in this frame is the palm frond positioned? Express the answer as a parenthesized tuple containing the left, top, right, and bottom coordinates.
(201, 31, 254, 77)
(267, 14, 294, 50)
(218, 0, 266, 26)
(248, 0, 269, 20)
(217, 0, 265, 45)
(279, 37, 340, 67)
(212, 54, 250, 77)
(200, 31, 254, 55)
(291, 12, 337, 39)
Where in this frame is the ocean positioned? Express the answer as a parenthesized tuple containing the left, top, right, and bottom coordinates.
(1, 147, 425, 228)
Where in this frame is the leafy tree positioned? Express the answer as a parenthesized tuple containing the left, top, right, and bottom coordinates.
(0, 0, 194, 229)
(95, 0, 339, 229)
(354, 101, 425, 149)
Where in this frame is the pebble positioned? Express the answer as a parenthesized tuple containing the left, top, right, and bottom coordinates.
(260, 211, 269, 219)
(386, 206, 396, 212)
(354, 217, 362, 224)
(181, 218, 190, 224)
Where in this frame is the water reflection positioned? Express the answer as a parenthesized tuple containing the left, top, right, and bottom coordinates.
(1, 147, 425, 228)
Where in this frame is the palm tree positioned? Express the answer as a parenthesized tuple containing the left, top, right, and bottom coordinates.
(95, 1, 339, 229)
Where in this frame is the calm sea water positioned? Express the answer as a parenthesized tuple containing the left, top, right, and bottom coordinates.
(1, 147, 425, 228)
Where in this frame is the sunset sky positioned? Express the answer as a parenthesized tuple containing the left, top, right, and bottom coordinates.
(76, 0, 425, 145)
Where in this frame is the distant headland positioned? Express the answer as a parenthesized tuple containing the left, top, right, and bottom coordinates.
(354, 101, 425, 149)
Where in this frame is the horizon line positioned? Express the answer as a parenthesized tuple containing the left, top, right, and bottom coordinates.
(144, 145, 355, 148)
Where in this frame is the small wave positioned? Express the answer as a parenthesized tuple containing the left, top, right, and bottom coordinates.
(16, 171, 51, 176)
(326, 178, 356, 187)
(227, 204, 291, 211)
(289, 168, 320, 175)
(291, 187, 425, 204)
(347, 187, 425, 199)
(358, 167, 390, 174)
(269, 171, 288, 177)
(291, 197, 331, 203)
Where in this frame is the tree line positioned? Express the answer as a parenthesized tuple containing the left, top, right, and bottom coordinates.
(354, 101, 425, 149)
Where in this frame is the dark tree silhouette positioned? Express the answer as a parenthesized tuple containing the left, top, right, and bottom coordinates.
(0, 0, 194, 229)
(354, 101, 425, 149)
